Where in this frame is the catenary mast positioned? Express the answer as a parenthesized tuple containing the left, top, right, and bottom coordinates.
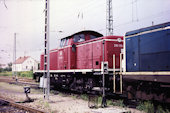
(106, 0, 113, 36)
(43, 0, 50, 100)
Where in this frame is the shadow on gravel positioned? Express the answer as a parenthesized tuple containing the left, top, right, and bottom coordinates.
(16, 98, 36, 103)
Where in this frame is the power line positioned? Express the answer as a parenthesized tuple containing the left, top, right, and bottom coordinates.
(114, 9, 170, 28)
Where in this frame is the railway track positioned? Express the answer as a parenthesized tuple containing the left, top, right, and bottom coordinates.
(0, 97, 45, 113)
(0, 76, 39, 89)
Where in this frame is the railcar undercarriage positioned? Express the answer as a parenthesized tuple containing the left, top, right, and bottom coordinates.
(33, 71, 170, 103)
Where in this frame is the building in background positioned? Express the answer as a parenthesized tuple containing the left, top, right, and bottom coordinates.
(12, 56, 38, 72)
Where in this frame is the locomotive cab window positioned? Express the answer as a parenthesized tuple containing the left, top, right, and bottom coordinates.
(73, 34, 85, 43)
(60, 39, 65, 47)
(90, 35, 98, 39)
(65, 38, 69, 46)
(60, 38, 69, 47)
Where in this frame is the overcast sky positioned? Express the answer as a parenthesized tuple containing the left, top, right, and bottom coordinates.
(0, 0, 170, 64)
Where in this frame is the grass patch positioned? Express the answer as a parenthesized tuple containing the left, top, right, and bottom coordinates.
(111, 99, 125, 108)
(0, 82, 23, 93)
(80, 94, 89, 101)
(37, 99, 51, 110)
(88, 96, 126, 108)
(72, 95, 77, 99)
(137, 101, 170, 113)
(0, 71, 33, 78)
(0, 71, 12, 76)
(156, 105, 170, 113)
(17, 71, 33, 78)
(136, 101, 155, 113)
(156, 105, 164, 113)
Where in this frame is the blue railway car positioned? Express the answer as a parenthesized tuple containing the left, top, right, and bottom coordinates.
(121, 22, 170, 102)
(125, 22, 170, 72)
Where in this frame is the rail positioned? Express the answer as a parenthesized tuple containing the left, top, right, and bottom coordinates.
(0, 97, 45, 113)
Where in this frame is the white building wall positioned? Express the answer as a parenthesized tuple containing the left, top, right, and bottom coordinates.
(12, 64, 22, 72)
(12, 57, 38, 72)
(22, 57, 38, 71)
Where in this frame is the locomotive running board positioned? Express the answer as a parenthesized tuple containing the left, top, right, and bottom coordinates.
(34, 68, 120, 74)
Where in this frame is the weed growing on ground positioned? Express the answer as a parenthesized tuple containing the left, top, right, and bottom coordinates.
(137, 101, 170, 113)
(97, 96, 102, 104)
(111, 100, 125, 108)
(136, 101, 154, 113)
(37, 99, 51, 110)
(44, 101, 50, 108)
(80, 94, 89, 101)
(106, 100, 113, 106)
(156, 105, 170, 113)
(58, 93, 64, 97)
(72, 95, 77, 99)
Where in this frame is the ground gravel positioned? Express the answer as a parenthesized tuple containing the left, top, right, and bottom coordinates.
(0, 77, 143, 113)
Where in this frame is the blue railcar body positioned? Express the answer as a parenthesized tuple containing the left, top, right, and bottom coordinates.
(125, 22, 170, 72)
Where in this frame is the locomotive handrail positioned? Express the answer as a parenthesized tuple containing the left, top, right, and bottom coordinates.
(113, 54, 116, 93)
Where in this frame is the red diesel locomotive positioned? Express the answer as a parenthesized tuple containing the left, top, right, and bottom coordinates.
(35, 30, 123, 92)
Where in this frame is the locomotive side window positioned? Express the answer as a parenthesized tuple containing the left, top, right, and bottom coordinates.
(73, 34, 85, 42)
(60, 38, 69, 47)
(60, 38, 66, 47)
(65, 38, 69, 46)
(90, 35, 98, 39)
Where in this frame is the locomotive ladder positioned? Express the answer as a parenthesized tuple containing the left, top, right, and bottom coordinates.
(113, 54, 123, 94)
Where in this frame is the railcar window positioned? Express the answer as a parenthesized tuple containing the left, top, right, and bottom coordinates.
(65, 38, 69, 46)
(60, 38, 66, 47)
(90, 35, 98, 39)
(60, 39, 63, 47)
(73, 34, 85, 42)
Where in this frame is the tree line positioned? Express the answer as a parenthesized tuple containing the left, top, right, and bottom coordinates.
(0, 62, 12, 72)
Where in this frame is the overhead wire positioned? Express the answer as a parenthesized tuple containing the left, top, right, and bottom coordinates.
(114, 9, 170, 30)
(51, 0, 104, 27)
(3, 0, 8, 9)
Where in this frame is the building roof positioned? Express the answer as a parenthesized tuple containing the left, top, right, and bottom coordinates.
(13, 56, 30, 64)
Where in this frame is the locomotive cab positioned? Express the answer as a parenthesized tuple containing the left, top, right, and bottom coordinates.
(58, 30, 103, 70)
